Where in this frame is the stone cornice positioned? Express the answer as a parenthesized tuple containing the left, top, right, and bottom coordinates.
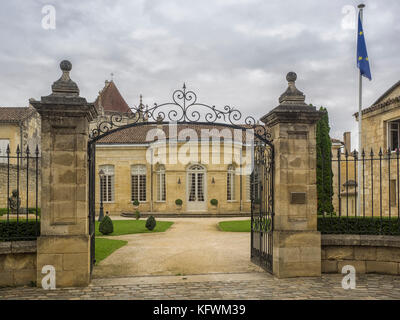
(261, 104, 323, 126)
(354, 95, 400, 120)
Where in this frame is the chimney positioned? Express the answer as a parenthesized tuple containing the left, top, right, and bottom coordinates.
(343, 132, 351, 153)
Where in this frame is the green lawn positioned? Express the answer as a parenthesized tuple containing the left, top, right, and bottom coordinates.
(218, 220, 250, 232)
(95, 238, 127, 264)
(95, 219, 173, 236)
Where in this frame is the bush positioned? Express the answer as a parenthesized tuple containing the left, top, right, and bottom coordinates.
(99, 215, 114, 235)
(0, 221, 40, 241)
(210, 199, 218, 206)
(175, 199, 183, 206)
(132, 200, 140, 206)
(135, 210, 141, 220)
(317, 217, 400, 236)
(145, 216, 156, 231)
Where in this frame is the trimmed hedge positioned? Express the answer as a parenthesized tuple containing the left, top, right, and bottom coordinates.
(99, 215, 114, 235)
(0, 221, 40, 241)
(318, 217, 400, 236)
(145, 216, 156, 231)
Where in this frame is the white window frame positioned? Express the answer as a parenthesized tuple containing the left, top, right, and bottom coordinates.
(156, 164, 166, 202)
(187, 164, 206, 203)
(387, 119, 400, 152)
(227, 165, 236, 201)
(131, 165, 147, 202)
(0, 139, 10, 164)
(99, 165, 114, 203)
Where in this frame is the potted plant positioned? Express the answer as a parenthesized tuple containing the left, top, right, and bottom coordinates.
(133, 199, 140, 210)
(135, 209, 141, 220)
(210, 199, 218, 210)
(175, 199, 183, 211)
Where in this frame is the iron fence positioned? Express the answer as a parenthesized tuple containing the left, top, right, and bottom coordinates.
(0, 145, 40, 241)
(319, 148, 400, 235)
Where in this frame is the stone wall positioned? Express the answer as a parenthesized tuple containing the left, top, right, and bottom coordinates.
(0, 163, 41, 209)
(322, 234, 400, 275)
(0, 241, 37, 286)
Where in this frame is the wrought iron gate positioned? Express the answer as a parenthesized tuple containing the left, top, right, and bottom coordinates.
(251, 141, 274, 273)
(87, 84, 274, 274)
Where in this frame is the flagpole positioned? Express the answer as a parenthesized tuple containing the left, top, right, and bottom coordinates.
(357, 3, 365, 217)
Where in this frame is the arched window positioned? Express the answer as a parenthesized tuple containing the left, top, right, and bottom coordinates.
(156, 164, 166, 202)
(99, 165, 114, 202)
(131, 165, 146, 202)
(227, 165, 236, 201)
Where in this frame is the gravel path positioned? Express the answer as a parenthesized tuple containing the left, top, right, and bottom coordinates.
(93, 217, 261, 278)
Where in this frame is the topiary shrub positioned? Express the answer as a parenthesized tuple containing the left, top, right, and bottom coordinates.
(145, 216, 156, 231)
(135, 210, 141, 220)
(132, 200, 140, 207)
(175, 199, 183, 206)
(99, 215, 114, 235)
(210, 199, 218, 206)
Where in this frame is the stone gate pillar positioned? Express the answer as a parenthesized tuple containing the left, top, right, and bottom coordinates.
(30, 60, 97, 287)
(261, 72, 323, 278)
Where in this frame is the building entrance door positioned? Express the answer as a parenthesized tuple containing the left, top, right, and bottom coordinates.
(187, 164, 206, 211)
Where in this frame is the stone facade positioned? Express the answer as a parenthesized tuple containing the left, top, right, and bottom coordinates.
(351, 81, 400, 217)
(95, 131, 252, 215)
(331, 140, 357, 216)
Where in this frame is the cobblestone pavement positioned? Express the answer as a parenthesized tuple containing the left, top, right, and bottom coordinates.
(1, 272, 400, 300)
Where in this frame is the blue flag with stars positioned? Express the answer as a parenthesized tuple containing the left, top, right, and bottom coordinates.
(357, 12, 372, 80)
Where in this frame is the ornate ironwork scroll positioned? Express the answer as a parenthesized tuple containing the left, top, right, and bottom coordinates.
(89, 83, 272, 142)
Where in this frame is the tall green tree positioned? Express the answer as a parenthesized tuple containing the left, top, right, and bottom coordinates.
(316, 106, 334, 215)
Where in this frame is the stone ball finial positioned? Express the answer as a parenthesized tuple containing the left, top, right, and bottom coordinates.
(286, 72, 297, 83)
(60, 60, 72, 72)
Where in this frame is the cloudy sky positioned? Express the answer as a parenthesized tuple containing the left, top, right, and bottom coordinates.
(1, 0, 399, 148)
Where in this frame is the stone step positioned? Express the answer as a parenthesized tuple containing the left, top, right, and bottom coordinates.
(120, 212, 251, 218)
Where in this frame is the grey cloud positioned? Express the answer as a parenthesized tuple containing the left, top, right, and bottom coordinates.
(0, 0, 399, 150)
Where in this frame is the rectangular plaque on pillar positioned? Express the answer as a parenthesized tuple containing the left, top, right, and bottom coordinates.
(290, 192, 306, 204)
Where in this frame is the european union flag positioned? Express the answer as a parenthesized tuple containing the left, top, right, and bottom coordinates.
(357, 12, 372, 80)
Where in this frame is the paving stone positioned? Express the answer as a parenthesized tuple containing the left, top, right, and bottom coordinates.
(1, 273, 400, 300)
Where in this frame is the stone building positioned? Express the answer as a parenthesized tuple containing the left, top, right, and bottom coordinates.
(0, 106, 41, 209)
(95, 123, 253, 215)
(0, 106, 41, 162)
(352, 80, 400, 217)
(331, 133, 358, 216)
